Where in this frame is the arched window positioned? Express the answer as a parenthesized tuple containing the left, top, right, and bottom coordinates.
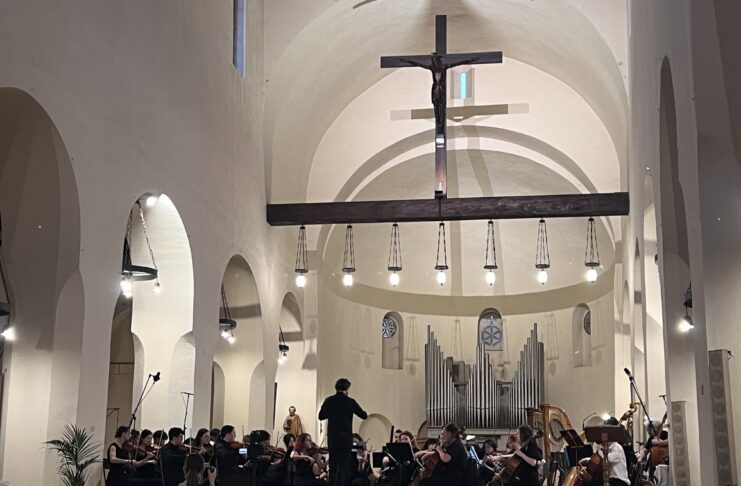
(478, 308, 504, 351)
(572, 304, 592, 368)
(381, 312, 404, 369)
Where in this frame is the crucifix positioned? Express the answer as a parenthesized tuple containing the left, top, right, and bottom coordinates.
(381, 15, 503, 198)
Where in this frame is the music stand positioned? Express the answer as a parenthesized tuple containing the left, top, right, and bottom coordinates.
(584, 426, 626, 486)
(385, 442, 415, 464)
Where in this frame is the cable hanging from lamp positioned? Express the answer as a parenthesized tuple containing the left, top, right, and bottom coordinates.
(342, 224, 356, 287)
(484, 220, 498, 286)
(294, 225, 308, 288)
(535, 218, 550, 285)
(219, 283, 237, 343)
(387, 223, 402, 287)
(584, 217, 600, 283)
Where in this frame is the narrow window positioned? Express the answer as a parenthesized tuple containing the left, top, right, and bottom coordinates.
(233, 0, 246, 75)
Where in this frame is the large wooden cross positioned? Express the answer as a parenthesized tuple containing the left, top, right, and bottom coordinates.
(381, 15, 503, 198)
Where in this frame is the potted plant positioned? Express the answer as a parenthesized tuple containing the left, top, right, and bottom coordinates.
(45, 424, 101, 486)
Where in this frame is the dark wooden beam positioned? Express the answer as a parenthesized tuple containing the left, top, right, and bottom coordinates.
(267, 192, 629, 226)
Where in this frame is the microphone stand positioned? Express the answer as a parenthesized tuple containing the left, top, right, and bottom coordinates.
(129, 373, 159, 431)
(182, 391, 194, 448)
(625, 370, 657, 438)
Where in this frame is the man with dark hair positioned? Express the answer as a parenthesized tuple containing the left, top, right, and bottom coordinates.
(319, 378, 368, 486)
(213, 424, 248, 485)
(159, 427, 187, 486)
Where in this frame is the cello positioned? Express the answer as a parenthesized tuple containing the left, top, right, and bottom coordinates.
(489, 432, 542, 486)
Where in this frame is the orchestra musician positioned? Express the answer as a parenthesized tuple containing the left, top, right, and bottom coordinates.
(579, 417, 630, 486)
(417, 423, 468, 486)
(393, 430, 402, 443)
(107, 426, 142, 486)
(291, 433, 329, 486)
(212, 425, 248, 485)
(637, 419, 669, 466)
(263, 433, 296, 486)
(192, 428, 213, 461)
(131, 428, 160, 485)
(284, 406, 305, 437)
(318, 378, 368, 486)
(160, 427, 189, 486)
(350, 434, 373, 486)
(491, 425, 542, 486)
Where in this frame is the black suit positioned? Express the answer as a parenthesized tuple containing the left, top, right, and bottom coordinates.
(318, 392, 368, 486)
(159, 443, 187, 486)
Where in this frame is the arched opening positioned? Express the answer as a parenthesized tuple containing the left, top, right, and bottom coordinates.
(105, 294, 135, 444)
(274, 292, 317, 440)
(213, 255, 264, 430)
(571, 304, 592, 368)
(381, 311, 404, 370)
(358, 413, 392, 451)
(478, 308, 504, 351)
(114, 194, 194, 431)
(0, 89, 82, 484)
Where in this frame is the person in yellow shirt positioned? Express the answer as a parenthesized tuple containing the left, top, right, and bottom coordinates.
(283, 406, 304, 437)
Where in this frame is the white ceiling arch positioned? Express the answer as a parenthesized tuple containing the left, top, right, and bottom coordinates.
(265, 0, 627, 202)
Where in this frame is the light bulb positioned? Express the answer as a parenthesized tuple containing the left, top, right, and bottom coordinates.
(586, 268, 598, 283)
(537, 269, 548, 285)
(120, 275, 133, 294)
(295, 274, 307, 288)
(145, 195, 159, 207)
(679, 315, 694, 333)
(486, 270, 496, 286)
(601, 413, 611, 421)
(221, 329, 230, 339)
(1, 327, 16, 341)
(436, 270, 447, 286)
(389, 272, 400, 287)
(278, 352, 288, 365)
(153, 281, 162, 294)
(227, 334, 236, 344)
(343, 273, 354, 287)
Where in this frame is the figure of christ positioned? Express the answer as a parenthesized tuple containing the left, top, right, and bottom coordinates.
(399, 54, 479, 135)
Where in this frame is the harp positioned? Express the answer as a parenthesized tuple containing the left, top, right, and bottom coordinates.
(527, 404, 577, 485)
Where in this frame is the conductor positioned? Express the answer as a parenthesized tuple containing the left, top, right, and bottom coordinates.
(319, 378, 368, 486)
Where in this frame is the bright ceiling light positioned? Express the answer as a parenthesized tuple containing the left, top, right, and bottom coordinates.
(679, 313, 694, 333)
(436, 270, 447, 286)
(295, 274, 307, 288)
(389, 272, 400, 287)
(1, 326, 15, 341)
(294, 225, 309, 288)
(153, 281, 162, 294)
(227, 333, 236, 344)
(145, 195, 159, 207)
(486, 269, 496, 286)
(586, 268, 598, 283)
(537, 269, 548, 285)
(343, 273, 354, 287)
(221, 329, 230, 339)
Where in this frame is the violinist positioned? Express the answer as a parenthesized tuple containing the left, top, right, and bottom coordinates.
(131, 429, 159, 485)
(491, 425, 542, 486)
(418, 423, 467, 486)
(107, 426, 135, 486)
(212, 425, 248, 484)
(192, 428, 213, 462)
(154, 430, 169, 449)
(263, 433, 296, 486)
(209, 429, 220, 447)
(160, 427, 189, 486)
(350, 434, 373, 486)
(478, 439, 499, 484)
(291, 433, 328, 486)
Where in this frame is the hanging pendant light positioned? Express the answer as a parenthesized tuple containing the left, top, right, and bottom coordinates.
(484, 220, 498, 286)
(219, 284, 237, 343)
(679, 284, 694, 332)
(278, 327, 290, 364)
(294, 225, 309, 288)
(342, 224, 356, 287)
(120, 202, 160, 297)
(435, 221, 448, 286)
(387, 223, 402, 287)
(584, 217, 600, 283)
(535, 219, 550, 285)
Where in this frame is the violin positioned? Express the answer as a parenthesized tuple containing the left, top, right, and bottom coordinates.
(264, 444, 286, 460)
(305, 446, 329, 455)
(229, 441, 246, 450)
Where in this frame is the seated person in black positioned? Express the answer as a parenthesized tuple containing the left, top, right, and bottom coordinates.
(491, 424, 542, 486)
(263, 433, 296, 486)
(290, 433, 327, 486)
(350, 434, 374, 486)
(418, 423, 467, 486)
(212, 425, 248, 484)
(131, 428, 159, 485)
(160, 427, 189, 486)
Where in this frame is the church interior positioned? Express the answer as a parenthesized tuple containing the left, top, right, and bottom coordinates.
(0, 0, 739, 485)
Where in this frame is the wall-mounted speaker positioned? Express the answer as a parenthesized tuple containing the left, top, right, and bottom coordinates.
(671, 401, 691, 486)
(709, 349, 738, 485)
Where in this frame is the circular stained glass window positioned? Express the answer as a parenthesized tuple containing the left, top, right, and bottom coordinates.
(382, 316, 398, 338)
